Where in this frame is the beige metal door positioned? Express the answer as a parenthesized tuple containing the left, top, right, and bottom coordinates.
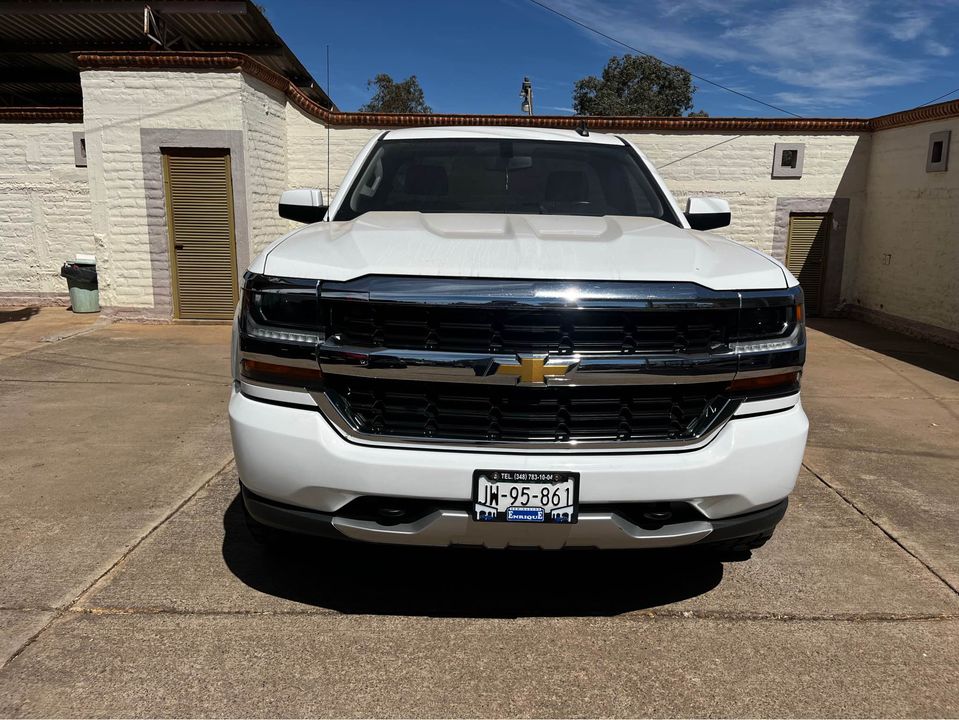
(786, 214, 829, 316)
(162, 149, 238, 320)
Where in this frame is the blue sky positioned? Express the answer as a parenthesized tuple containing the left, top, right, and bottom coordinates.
(259, 0, 959, 118)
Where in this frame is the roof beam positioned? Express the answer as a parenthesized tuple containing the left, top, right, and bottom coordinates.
(0, 40, 148, 53)
(0, 91, 82, 107)
(0, 40, 282, 55)
(0, 69, 79, 83)
(0, 1, 248, 15)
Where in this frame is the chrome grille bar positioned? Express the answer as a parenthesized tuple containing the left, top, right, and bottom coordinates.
(318, 339, 739, 386)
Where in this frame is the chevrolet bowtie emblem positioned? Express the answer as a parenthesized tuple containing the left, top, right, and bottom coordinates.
(497, 356, 577, 385)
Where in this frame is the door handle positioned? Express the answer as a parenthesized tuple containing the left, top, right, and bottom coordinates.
(174, 243, 184, 250)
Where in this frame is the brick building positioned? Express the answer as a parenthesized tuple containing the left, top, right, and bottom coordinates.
(0, 0, 956, 346)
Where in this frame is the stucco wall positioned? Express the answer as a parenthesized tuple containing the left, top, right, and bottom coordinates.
(0, 122, 93, 302)
(850, 119, 958, 338)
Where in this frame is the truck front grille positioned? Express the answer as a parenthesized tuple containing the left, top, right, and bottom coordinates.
(324, 376, 730, 444)
(327, 302, 734, 355)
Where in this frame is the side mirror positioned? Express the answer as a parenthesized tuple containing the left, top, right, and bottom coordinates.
(685, 197, 731, 231)
(279, 188, 327, 223)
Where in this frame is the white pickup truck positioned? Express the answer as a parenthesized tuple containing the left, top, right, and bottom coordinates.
(229, 126, 808, 557)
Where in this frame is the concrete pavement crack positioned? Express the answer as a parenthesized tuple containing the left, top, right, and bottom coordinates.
(0, 606, 56, 612)
(0, 318, 112, 363)
(803, 461, 959, 597)
(0, 457, 235, 673)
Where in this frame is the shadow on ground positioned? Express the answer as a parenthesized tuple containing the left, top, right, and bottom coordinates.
(221, 494, 725, 617)
(808, 317, 959, 382)
(0, 306, 40, 323)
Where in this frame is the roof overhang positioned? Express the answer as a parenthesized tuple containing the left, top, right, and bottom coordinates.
(0, 0, 333, 108)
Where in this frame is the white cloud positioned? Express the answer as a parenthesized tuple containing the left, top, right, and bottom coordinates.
(888, 11, 931, 41)
(925, 40, 952, 57)
(771, 91, 819, 106)
(543, 0, 745, 63)
(749, 62, 925, 94)
(653, 0, 751, 22)
(535, 0, 949, 111)
(728, 2, 937, 102)
(772, 91, 860, 113)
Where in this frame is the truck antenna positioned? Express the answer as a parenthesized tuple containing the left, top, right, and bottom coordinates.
(575, 117, 589, 137)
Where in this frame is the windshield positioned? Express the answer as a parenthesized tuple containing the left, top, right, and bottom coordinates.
(334, 138, 676, 223)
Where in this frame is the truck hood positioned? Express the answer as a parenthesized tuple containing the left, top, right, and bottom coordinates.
(257, 212, 789, 291)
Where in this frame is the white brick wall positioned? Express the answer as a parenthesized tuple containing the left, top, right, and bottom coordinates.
(81, 69, 245, 309)
(851, 119, 958, 332)
(286, 104, 379, 203)
(625, 133, 869, 261)
(0, 122, 93, 300)
(242, 75, 289, 255)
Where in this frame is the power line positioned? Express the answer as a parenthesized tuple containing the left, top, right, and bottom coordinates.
(661, 84, 959, 169)
(525, 0, 803, 118)
(918, 86, 959, 107)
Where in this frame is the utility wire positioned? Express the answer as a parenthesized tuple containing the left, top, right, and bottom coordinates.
(661, 83, 959, 169)
(918, 86, 959, 106)
(525, 0, 803, 118)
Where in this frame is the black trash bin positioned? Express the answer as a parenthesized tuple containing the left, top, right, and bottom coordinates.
(60, 261, 99, 313)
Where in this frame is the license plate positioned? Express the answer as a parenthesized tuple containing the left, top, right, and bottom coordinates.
(472, 470, 579, 524)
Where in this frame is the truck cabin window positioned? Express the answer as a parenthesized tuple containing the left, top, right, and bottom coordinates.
(336, 139, 673, 223)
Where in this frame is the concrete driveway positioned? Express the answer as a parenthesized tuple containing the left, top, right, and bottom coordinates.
(0, 308, 956, 717)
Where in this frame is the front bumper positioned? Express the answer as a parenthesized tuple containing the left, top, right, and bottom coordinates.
(242, 482, 788, 550)
(229, 388, 807, 549)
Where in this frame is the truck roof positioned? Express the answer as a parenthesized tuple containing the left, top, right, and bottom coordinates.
(381, 126, 626, 145)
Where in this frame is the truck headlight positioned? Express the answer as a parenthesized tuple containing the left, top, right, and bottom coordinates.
(732, 287, 804, 354)
(238, 272, 325, 388)
(725, 286, 805, 396)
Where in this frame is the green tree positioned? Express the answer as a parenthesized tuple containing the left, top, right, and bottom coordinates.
(359, 74, 432, 113)
(573, 54, 703, 117)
